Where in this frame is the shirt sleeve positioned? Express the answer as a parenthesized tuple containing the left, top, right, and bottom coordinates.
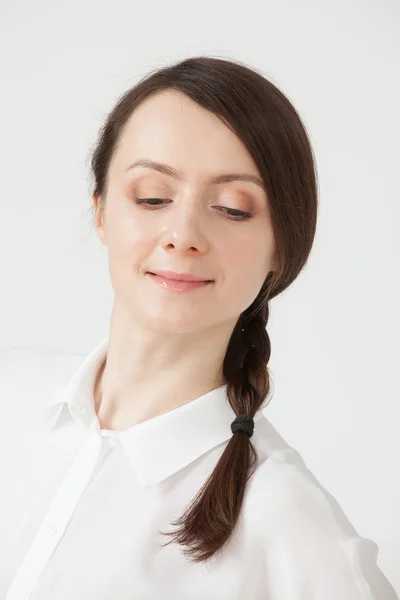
(261, 460, 399, 600)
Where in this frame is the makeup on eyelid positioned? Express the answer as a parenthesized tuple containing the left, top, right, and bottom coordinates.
(126, 185, 258, 218)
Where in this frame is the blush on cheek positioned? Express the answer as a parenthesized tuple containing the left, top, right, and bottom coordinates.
(228, 242, 269, 289)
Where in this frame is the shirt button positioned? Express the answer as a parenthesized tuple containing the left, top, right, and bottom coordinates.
(48, 525, 58, 536)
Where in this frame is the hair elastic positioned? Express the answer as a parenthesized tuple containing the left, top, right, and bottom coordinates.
(230, 415, 254, 438)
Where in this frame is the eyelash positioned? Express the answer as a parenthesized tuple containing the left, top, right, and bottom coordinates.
(133, 198, 253, 221)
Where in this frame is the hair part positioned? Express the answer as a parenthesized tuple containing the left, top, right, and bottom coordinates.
(89, 55, 318, 564)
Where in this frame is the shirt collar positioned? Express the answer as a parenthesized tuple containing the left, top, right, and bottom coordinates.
(42, 337, 264, 489)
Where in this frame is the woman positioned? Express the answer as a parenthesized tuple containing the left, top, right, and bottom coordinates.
(1, 56, 398, 599)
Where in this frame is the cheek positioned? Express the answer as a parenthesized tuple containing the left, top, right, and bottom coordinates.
(220, 237, 270, 305)
(106, 207, 153, 258)
(224, 236, 268, 280)
(105, 227, 153, 294)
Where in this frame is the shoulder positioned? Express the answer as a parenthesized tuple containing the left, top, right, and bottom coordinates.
(240, 416, 399, 599)
(245, 415, 362, 542)
(0, 345, 84, 420)
(0, 345, 84, 386)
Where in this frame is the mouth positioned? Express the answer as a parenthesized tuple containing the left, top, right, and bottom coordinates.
(147, 271, 214, 283)
(146, 272, 214, 292)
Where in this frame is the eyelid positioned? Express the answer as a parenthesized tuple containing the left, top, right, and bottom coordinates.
(133, 197, 253, 221)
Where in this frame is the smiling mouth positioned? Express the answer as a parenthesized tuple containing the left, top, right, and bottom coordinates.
(146, 272, 214, 292)
(147, 272, 213, 283)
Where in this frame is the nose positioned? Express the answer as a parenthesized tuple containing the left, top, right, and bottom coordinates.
(161, 199, 210, 256)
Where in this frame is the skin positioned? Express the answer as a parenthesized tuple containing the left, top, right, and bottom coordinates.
(92, 89, 276, 431)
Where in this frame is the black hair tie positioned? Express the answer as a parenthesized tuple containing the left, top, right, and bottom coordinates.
(231, 415, 254, 438)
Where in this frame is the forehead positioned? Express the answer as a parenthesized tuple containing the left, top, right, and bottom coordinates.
(111, 90, 261, 178)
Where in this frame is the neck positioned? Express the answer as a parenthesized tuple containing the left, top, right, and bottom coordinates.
(93, 305, 234, 432)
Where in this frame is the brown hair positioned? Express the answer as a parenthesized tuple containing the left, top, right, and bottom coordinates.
(89, 56, 318, 564)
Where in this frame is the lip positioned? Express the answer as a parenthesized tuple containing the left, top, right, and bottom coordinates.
(147, 270, 213, 282)
(146, 272, 213, 293)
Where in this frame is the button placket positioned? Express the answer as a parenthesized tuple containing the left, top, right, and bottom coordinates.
(47, 525, 58, 537)
(5, 432, 103, 600)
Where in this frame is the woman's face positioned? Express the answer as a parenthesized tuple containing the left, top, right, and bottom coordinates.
(93, 89, 276, 335)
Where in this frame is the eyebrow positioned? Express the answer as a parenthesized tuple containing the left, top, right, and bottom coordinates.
(124, 159, 266, 191)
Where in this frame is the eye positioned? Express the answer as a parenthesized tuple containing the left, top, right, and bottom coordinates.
(134, 197, 167, 208)
(217, 207, 252, 221)
(133, 198, 253, 221)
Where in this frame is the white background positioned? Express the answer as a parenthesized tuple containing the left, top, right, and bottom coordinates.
(0, 0, 399, 593)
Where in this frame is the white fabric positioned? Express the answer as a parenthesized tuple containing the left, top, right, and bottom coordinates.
(0, 338, 397, 600)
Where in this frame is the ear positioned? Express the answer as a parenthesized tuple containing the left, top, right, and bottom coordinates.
(92, 192, 106, 244)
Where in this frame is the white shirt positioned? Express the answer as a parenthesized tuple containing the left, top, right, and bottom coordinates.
(0, 338, 398, 600)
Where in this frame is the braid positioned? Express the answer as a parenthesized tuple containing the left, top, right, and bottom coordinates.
(158, 279, 273, 564)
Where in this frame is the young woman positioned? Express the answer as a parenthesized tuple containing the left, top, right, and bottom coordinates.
(1, 56, 398, 599)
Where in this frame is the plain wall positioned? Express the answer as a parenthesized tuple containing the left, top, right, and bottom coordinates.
(0, 0, 399, 592)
